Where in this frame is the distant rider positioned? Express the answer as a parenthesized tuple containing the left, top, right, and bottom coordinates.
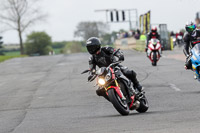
(146, 26, 161, 51)
(86, 37, 143, 98)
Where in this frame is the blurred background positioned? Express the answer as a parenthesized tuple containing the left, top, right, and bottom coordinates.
(0, 0, 200, 61)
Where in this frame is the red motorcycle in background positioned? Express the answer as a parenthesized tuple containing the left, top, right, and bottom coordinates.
(147, 39, 162, 66)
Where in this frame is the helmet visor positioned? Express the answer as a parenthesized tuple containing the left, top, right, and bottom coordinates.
(87, 45, 100, 54)
(186, 25, 196, 32)
(152, 30, 156, 32)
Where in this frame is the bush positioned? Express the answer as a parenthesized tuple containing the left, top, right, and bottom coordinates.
(52, 41, 67, 49)
(25, 31, 52, 55)
(62, 41, 84, 54)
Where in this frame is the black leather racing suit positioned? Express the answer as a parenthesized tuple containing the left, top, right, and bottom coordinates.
(88, 47, 140, 97)
(183, 31, 200, 69)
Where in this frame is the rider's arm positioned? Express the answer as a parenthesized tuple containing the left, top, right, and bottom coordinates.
(88, 56, 96, 81)
(157, 33, 161, 40)
(146, 33, 151, 47)
(89, 56, 96, 73)
(183, 33, 190, 56)
(114, 50, 124, 62)
(103, 47, 124, 62)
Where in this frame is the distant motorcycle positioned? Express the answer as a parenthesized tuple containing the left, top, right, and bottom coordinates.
(82, 50, 149, 115)
(175, 35, 184, 47)
(171, 36, 176, 47)
(147, 39, 162, 66)
(190, 42, 200, 81)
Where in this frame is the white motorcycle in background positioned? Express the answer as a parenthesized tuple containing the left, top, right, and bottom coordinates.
(147, 39, 162, 66)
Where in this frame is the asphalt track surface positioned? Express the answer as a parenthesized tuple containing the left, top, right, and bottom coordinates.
(0, 49, 199, 133)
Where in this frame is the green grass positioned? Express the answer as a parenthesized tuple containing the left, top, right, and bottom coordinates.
(4, 51, 21, 56)
(0, 50, 27, 63)
(134, 40, 146, 52)
(0, 55, 27, 63)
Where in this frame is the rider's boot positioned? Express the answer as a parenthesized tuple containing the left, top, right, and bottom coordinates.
(185, 57, 192, 70)
(194, 73, 197, 80)
(134, 83, 144, 92)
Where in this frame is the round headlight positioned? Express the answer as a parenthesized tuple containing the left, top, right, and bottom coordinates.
(98, 78, 106, 85)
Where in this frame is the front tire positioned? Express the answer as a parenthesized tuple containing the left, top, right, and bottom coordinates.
(136, 95, 149, 113)
(152, 52, 157, 66)
(108, 89, 129, 116)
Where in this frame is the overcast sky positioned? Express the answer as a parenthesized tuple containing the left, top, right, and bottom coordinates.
(2, 0, 200, 44)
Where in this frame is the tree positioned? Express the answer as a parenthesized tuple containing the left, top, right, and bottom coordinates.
(102, 31, 118, 45)
(0, 36, 4, 55)
(0, 0, 47, 55)
(25, 31, 52, 55)
(74, 21, 109, 41)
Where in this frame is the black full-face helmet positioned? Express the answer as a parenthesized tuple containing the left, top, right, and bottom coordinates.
(86, 37, 101, 55)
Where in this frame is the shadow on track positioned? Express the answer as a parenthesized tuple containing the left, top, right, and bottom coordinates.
(182, 90, 200, 94)
(83, 110, 169, 119)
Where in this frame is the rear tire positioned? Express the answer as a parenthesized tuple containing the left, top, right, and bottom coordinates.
(136, 95, 149, 113)
(108, 89, 129, 116)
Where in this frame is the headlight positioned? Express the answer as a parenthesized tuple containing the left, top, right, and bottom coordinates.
(98, 78, 106, 85)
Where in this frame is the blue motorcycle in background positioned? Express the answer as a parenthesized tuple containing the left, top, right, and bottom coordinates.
(191, 43, 200, 81)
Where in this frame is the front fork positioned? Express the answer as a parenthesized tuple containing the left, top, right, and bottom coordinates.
(105, 80, 126, 100)
(106, 80, 137, 109)
(150, 51, 161, 61)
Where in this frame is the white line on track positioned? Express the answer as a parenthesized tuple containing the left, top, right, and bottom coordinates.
(169, 83, 181, 92)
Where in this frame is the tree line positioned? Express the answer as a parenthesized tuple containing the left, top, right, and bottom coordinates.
(0, 0, 114, 56)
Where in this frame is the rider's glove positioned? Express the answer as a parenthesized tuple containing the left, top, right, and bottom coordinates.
(111, 56, 119, 62)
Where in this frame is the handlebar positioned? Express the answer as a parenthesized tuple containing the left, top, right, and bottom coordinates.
(107, 61, 121, 68)
(112, 48, 120, 56)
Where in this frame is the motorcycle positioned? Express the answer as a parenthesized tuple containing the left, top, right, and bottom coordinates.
(190, 43, 200, 81)
(147, 39, 162, 66)
(175, 35, 184, 47)
(81, 50, 149, 115)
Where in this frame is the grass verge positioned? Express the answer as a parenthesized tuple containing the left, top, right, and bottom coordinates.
(0, 55, 27, 63)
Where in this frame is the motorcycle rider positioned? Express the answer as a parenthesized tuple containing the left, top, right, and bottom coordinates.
(86, 37, 143, 98)
(183, 21, 200, 70)
(175, 30, 184, 46)
(146, 26, 161, 51)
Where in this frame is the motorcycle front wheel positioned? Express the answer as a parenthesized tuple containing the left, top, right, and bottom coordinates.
(108, 88, 129, 116)
(152, 52, 157, 66)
